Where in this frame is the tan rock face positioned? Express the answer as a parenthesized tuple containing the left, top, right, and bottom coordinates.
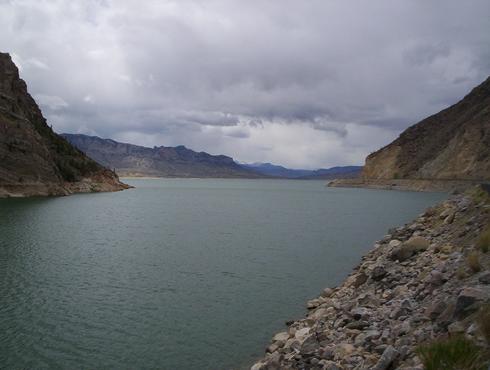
(363, 76, 490, 182)
(0, 52, 129, 197)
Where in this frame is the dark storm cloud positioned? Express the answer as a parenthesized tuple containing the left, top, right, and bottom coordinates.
(1, 0, 489, 168)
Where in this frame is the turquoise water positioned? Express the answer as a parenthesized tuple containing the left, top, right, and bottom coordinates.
(0, 179, 445, 369)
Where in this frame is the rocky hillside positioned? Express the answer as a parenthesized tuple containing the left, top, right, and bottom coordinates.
(330, 77, 490, 191)
(0, 52, 129, 197)
(62, 134, 262, 178)
(252, 185, 490, 369)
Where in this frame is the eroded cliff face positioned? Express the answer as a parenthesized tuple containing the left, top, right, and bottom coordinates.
(364, 77, 490, 182)
(0, 52, 129, 197)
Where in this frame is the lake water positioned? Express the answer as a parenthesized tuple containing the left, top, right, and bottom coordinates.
(0, 179, 445, 369)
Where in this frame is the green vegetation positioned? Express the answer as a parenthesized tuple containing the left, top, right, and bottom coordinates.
(468, 185, 490, 205)
(416, 335, 488, 370)
(456, 265, 467, 280)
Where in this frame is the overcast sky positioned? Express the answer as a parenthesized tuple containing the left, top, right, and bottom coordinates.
(1, 0, 489, 169)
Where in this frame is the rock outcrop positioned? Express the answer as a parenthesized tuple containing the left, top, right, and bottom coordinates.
(0, 52, 129, 197)
(252, 186, 490, 369)
(330, 77, 490, 191)
(62, 134, 263, 178)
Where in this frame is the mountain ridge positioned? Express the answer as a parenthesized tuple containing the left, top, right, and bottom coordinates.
(0, 52, 129, 197)
(330, 76, 490, 191)
(62, 133, 263, 178)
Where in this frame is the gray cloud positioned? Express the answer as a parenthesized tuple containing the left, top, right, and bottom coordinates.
(1, 0, 489, 168)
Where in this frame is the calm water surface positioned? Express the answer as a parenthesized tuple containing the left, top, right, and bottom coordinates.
(0, 179, 445, 369)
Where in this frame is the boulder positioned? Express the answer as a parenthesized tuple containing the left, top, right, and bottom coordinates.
(300, 335, 320, 354)
(308, 308, 329, 320)
(352, 272, 368, 287)
(294, 327, 310, 341)
(322, 287, 334, 298)
(404, 236, 430, 252)
(272, 332, 290, 343)
(389, 239, 402, 248)
(372, 345, 399, 370)
(478, 271, 490, 284)
(390, 237, 429, 262)
(453, 287, 486, 319)
(425, 299, 446, 320)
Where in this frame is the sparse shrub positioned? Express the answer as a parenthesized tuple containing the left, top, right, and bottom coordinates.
(477, 226, 490, 253)
(468, 185, 490, 204)
(477, 304, 490, 345)
(467, 251, 481, 274)
(456, 266, 467, 280)
(416, 335, 487, 370)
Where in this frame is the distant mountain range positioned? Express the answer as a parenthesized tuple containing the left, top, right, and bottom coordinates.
(62, 134, 262, 178)
(240, 162, 362, 179)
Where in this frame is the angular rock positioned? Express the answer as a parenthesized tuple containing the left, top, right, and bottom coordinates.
(425, 300, 446, 320)
(389, 239, 402, 248)
(322, 287, 334, 298)
(478, 271, 490, 284)
(373, 345, 398, 370)
(272, 332, 290, 343)
(351, 272, 368, 288)
(371, 265, 387, 281)
(300, 335, 320, 354)
(453, 287, 485, 319)
(404, 236, 430, 252)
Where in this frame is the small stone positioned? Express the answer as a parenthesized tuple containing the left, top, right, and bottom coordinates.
(321, 346, 335, 360)
(345, 320, 369, 330)
(320, 360, 342, 370)
(309, 307, 329, 320)
(466, 323, 478, 335)
(322, 287, 334, 297)
(351, 307, 371, 320)
(373, 345, 398, 370)
(404, 236, 430, 252)
(425, 299, 446, 320)
(428, 270, 444, 286)
(272, 332, 290, 343)
(389, 239, 402, 248)
(351, 272, 368, 287)
(453, 287, 485, 319)
(307, 298, 321, 309)
(334, 343, 355, 358)
(371, 265, 387, 281)
(444, 212, 456, 224)
(374, 344, 388, 354)
(300, 335, 319, 354)
(478, 271, 490, 284)
(448, 321, 465, 334)
(295, 327, 310, 341)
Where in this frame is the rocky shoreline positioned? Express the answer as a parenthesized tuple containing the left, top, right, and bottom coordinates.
(251, 185, 490, 369)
